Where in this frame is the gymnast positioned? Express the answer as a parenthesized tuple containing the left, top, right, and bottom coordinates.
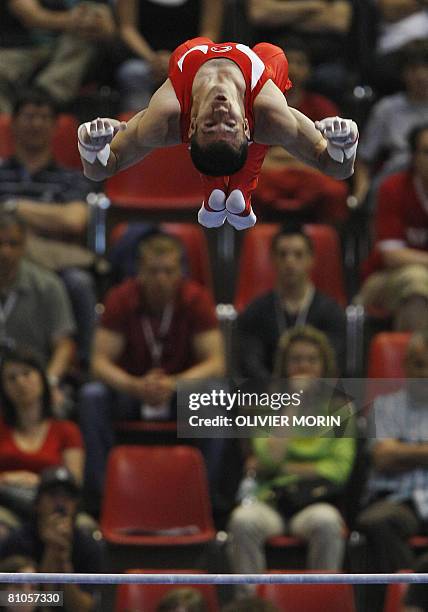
(77, 37, 358, 230)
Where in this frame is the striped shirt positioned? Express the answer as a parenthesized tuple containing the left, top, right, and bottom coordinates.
(366, 388, 428, 519)
(0, 157, 93, 205)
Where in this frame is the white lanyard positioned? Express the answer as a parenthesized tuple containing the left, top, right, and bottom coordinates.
(141, 303, 174, 367)
(0, 292, 17, 338)
(275, 286, 314, 334)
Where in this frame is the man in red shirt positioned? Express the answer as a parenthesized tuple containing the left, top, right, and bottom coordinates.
(78, 233, 225, 503)
(358, 123, 428, 330)
(77, 38, 358, 230)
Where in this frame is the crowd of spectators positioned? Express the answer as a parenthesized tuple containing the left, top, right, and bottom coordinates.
(1, 1, 428, 611)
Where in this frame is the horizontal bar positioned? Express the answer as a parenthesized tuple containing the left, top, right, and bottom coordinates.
(0, 573, 426, 585)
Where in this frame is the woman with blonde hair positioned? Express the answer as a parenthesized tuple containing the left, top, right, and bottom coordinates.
(227, 325, 355, 595)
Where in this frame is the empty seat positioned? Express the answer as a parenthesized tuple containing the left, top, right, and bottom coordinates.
(100, 445, 216, 546)
(115, 569, 220, 612)
(105, 145, 203, 211)
(367, 332, 411, 378)
(256, 575, 356, 612)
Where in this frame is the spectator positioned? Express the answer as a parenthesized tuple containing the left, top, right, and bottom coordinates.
(357, 123, 428, 331)
(221, 597, 279, 612)
(0, 89, 97, 368)
(246, 0, 352, 102)
(284, 37, 340, 121)
(0, 466, 103, 612)
(358, 0, 428, 96)
(355, 331, 428, 589)
(0, 555, 39, 612)
(0, 346, 84, 541)
(255, 150, 349, 223)
(0, 210, 76, 384)
(236, 224, 346, 380)
(115, 0, 224, 110)
(156, 588, 207, 612)
(352, 40, 428, 208)
(79, 233, 225, 504)
(228, 326, 355, 596)
(0, 0, 115, 113)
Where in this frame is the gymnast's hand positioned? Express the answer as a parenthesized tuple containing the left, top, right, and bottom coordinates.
(78, 117, 127, 152)
(78, 117, 127, 165)
(315, 116, 358, 163)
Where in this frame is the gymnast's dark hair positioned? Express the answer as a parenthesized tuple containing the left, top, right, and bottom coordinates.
(190, 137, 248, 176)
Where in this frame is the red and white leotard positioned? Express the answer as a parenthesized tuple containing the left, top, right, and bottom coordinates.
(168, 38, 292, 223)
(169, 38, 291, 143)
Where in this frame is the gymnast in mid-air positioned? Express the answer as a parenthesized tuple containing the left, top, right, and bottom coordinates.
(78, 37, 358, 230)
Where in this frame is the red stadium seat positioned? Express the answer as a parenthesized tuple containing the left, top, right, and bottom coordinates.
(108, 221, 213, 292)
(383, 583, 408, 612)
(234, 223, 347, 311)
(256, 574, 356, 612)
(383, 570, 411, 612)
(105, 145, 203, 211)
(114, 419, 177, 435)
(162, 222, 213, 292)
(100, 446, 216, 546)
(0, 114, 13, 158)
(115, 570, 220, 612)
(0, 113, 80, 168)
(365, 332, 411, 408)
(52, 114, 81, 169)
(367, 332, 411, 378)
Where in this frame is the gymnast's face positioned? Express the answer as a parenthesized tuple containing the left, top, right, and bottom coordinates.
(189, 92, 250, 148)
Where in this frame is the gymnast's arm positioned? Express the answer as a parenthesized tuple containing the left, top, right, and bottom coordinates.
(78, 79, 181, 181)
(253, 80, 357, 180)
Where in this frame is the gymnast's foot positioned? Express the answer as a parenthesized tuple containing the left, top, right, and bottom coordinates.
(225, 189, 257, 230)
(197, 189, 227, 228)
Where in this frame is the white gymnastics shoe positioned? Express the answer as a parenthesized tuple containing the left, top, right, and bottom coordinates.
(225, 189, 257, 230)
(197, 189, 227, 228)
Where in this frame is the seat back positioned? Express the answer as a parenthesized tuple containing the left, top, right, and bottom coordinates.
(107, 221, 213, 292)
(365, 332, 411, 414)
(234, 223, 347, 311)
(367, 332, 411, 378)
(115, 570, 220, 612)
(256, 580, 356, 612)
(383, 570, 411, 612)
(100, 445, 214, 535)
(161, 223, 213, 292)
(0, 114, 13, 158)
(0, 113, 80, 168)
(52, 114, 81, 168)
(105, 145, 203, 209)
